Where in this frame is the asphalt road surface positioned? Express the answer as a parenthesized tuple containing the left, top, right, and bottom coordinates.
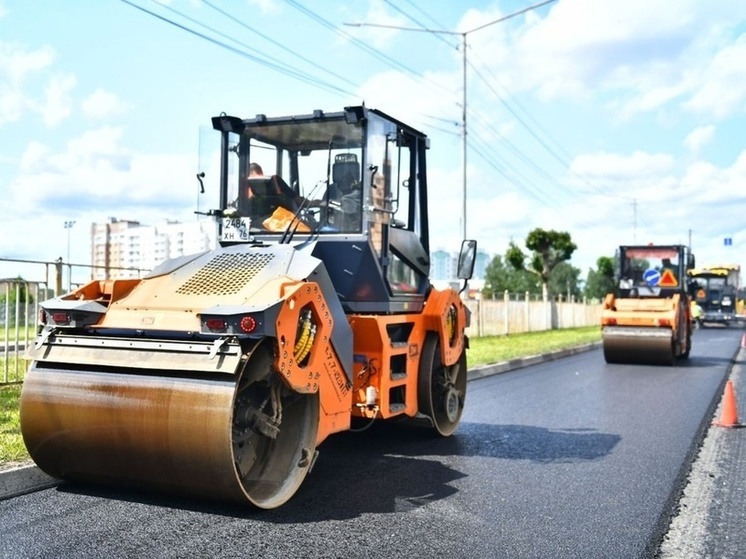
(0, 327, 741, 559)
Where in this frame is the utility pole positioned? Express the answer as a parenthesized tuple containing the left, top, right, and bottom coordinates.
(345, 0, 556, 241)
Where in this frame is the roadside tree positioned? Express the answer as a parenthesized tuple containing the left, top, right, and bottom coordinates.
(506, 228, 577, 301)
(482, 254, 541, 299)
(549, 261, 583, 300)
(583, 256, 615, 301)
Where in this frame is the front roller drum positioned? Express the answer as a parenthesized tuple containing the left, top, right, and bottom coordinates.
(418, 332, 467, 436)
(602, 326, 676, 366)
(20, 340, 318, 509)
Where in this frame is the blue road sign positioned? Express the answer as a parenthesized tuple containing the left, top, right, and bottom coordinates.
(643, 268, 661, 286)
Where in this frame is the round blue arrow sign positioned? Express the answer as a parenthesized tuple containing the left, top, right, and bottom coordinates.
(643, 269, 660, 286)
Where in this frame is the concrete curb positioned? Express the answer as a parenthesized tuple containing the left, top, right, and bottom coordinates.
(0, 463, 57, 501)
(467, 341, 602, 381)
(0, 341, 603, 501)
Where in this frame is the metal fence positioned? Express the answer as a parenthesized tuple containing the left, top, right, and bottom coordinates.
(465, 291, 603, 337)
(0, 257, 147, 385)
(1, 279, 46, 384)
(0, 258, 603, 385)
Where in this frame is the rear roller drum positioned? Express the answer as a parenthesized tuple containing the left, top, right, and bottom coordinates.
(418, 332, 467, 436)
(20, 339, 319, 509)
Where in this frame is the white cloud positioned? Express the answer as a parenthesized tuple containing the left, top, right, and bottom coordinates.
(2, 126, 201, 262)
(0, 42, 55, 124)
(463, 0, 746, 119)
(560, 148, 746, 272)
(0, 82, 23, 124)
(681, 151, 746, 206)
(81, 88, 126, 120)
(504, 0, 703, 95)
(38, 72, 76, 126)
(0, 42, 54, 83)
(0, 42, 76, 127)
(682, 33, 746, 119)
(247, 0, 282, 16)
(570, 150, 674, 181)
(10, 127, 196, 217)
(683, 125, 715, 153)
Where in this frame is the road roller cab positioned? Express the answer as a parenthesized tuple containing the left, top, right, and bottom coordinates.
(20, 106, 477, 509)
(601, 244, 695, 366)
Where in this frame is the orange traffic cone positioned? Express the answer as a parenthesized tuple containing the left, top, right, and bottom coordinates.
(712, 380, 744, 428)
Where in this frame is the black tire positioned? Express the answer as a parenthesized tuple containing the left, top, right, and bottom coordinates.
(682, 326, 691, 360)
(417, 332, 467, 437)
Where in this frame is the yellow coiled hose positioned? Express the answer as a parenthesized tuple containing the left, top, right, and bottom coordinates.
(293, 309, 316, 364)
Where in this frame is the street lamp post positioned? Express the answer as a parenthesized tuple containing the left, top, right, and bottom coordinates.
(64, 220, 76, 291)
(345, 0, 556, 240)
(64, 220, 76, 264)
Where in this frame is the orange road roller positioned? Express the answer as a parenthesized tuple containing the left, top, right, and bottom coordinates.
(21, 106, 477, 508)
(601, 244, 695, 366)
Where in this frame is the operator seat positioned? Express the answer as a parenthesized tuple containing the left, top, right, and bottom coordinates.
(327, 154, 362, 232)
(331, 154, 360, 195)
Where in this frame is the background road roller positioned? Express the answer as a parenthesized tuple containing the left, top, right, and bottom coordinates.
(20, 106, 477, 509)
(601, 244, 695, 366)
(687, 264, 741, 327)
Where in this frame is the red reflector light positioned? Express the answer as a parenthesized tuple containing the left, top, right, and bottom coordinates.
(52, 312, 70, 324)
(240, 315, 257, 333)
(658, 318, 671, 327)
(205, 318, 227, 332)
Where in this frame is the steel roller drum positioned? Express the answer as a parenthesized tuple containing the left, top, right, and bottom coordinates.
(20, 342, 319, 508)
(602, 326, 675, 366)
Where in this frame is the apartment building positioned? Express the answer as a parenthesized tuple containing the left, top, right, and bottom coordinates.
(90, 218, 217, 279)
(90, 218, 490, 283)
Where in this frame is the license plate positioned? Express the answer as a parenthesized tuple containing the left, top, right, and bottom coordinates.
(221, 217, 251, 241)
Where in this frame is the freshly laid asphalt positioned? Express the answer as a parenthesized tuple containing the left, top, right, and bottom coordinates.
(0, 342, 600, 500)
(2, 340, 744, 559)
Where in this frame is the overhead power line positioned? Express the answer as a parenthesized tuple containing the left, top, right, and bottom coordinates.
(283, 0, 457, 99)
(119, 0, 355, 98)
(200, 0, 359, 89)
(383, 0, 458, 49)
(466, 50, 631, 200)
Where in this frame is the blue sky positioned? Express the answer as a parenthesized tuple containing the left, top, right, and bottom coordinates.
(2, 0, 746, 282)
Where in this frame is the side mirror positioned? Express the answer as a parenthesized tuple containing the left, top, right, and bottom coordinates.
(457, 239, 477, 280)
(688, 253, 696, 270)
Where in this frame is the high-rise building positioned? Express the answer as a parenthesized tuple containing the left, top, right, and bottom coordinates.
(430, 247, 492, 281)
(430, 249, 454, 281)
(474, 250, 490, 280)
(90, 218, 217, 279)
